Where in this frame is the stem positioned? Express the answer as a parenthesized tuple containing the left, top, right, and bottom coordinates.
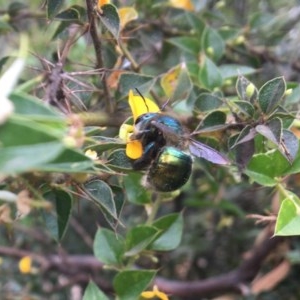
(85, 0, 114, 113)
(276, 182, 290, 200)
(146, 194, 163, 224)
(118, 40, 139, 71)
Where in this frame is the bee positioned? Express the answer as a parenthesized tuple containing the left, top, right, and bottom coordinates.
(128, 92, 229, 192)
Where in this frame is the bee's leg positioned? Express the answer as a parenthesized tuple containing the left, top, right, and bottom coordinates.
(132, 141, 157, 170)
(131, 129, 151, 140)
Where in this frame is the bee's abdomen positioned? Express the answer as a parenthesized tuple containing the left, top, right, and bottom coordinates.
(147, 146, 192, 192)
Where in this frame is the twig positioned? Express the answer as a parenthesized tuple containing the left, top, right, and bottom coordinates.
(0, 227, 285, 298)
(85, 0, 113, 113)
(154, 230, 284, 298)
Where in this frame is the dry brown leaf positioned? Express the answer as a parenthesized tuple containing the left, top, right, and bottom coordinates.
(251, 260, 290, 294)
(0, 204, 13, 223)
(16, 190, 32, 217)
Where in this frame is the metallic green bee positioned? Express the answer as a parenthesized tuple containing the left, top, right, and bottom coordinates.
(131, 111, 229, 192)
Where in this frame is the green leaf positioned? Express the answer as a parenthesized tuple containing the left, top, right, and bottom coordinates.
(125, 225, 159, 257)
(88, 136, 124, 153)
(185, 13, 205, 37)
(42, 189, 73, 241)
(0, 142, 64, 174)
(233, 101, 255, 118)
(83, 281, 109, 300)
(93, 228, 124, 266)
(0, 117, 67, 174)
(119, 73, 155, 97)
(40, 148, 94, 172)
(47, 0, 63, 19)
(10, 93, 65, 136)
(230, 127, 255, 169)
(258, 76, 286, 114)
(255, 117, 282, 146)
(199, 56, 223, 90)
(114, 270, 156, 300)
(245, 150, 290, 186)
(107, 149, 133, 170)
(275, 196, 300, 236)
(0, 116, 59, 147)
(123, 173, 150, 205)
(98, 4, 120, 40)
(150, 213, 183, 251)
(201, 26, 225, 62)
(171, 65, 193, 102)
(10, 93, 62, 119)
(231, 126, 256, 148)
(167, 37, 200, 56)
(198, 111, 227, 129)
(111, 186, 125, 218)
(55, 5, 85, 22)
(195, 93, 223, 111)
(83, 180, 117, 223)
(220, 65, 256, 80)
(279, 129, 299, 163)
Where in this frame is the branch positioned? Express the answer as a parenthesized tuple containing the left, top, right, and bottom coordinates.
(0, 227, 285, 298)
(154, 231, 284, 298)
(85, 0, 113, 113)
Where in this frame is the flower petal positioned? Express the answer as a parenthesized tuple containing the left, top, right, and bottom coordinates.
(169, 0, 194, 11)
(155, 290, 169, 300)
(128, 90, 160, 121)
(19, 256, 32, 274)
(141, 291, 156, 298)
(153, 285, 169, 300)
(97, 0, 111, 9)
(126, 140, 143, 159)
(119, 123, 134, 141)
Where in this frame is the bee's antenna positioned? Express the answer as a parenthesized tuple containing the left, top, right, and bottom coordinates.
(135, 88, 149, 112)
(161, 98, 171, 111)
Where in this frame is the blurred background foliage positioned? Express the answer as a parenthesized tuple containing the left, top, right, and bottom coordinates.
(1, 0, 300, 299)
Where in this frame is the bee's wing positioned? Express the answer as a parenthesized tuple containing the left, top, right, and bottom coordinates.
(189, 139, 229, 165)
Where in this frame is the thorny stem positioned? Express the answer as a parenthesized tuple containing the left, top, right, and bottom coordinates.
(85, 0, 114, 113)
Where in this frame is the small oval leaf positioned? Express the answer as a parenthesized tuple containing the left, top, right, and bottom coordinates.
(98, 4, 120, 40)
(84, 179, 117, 220)
(201, 26, 225, 62)
(125, 225, 159, 257)
(83, 281, 110, 300)
(150, 213, 183, 251)
(93, 228, 124, 265)
(258, 76, 286, 114)
(42, 189, 73, 241)
(195, 93, 223, 111)
(275, 196, 300, 236)
(199, 56, 223, 90)
(47, 0, 63, 19)
(113, 270, 156, 300)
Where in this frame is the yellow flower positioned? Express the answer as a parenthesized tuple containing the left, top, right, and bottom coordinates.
(97, 0, 110, 9)
(19, 256, 32, 274)
(141, 285, 169, 300)
(119, 90, 159, 159)
(128, 90, 160, 122)
(169, 0, 194, 11)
